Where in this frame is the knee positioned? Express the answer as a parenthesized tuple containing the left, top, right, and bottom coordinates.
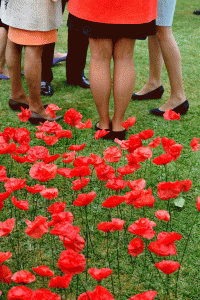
(156, 26, 173, 42)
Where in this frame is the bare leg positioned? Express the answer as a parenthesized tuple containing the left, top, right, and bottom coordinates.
(6, 39, 28, 103)
(0, 27, 10, 77)
(89, 38, 113, 129)
(156, 26, 186, 110)
(112, 38, 135, 131)
(136, 35, 163, 95)
(24, 45, 51, 119)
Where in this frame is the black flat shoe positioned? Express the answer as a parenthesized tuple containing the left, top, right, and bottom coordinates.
(41, 81, 54, 96)
(66, 75, 90, 89)
(193, 10, 200, 15)
(28, 112, 63, 125)
(149, 100, 189, 117)
(94, 122, 111, 131)
(103, 129, 127, 141)
(9, 98, 48, 111)
(132, 85, 164, 100)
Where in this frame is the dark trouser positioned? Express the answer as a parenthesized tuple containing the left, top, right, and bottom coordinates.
(41, 42, 55, 83)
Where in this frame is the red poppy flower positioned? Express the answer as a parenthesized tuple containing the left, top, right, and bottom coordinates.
(35, 131, 46, 139)
(71, 177, 90, 190)
(0, 166, 8, 182)
(36, 120, 62, 134)
(0, 218, 15, 237)
(129, 290, 157, 300)
(25, 216, 48, 239)
(11, 154, 27, 163)
(47, 202, 66, 214)
(152, 153, 173, 165)
(102, 195, 126, 208)
(139, 129, 154, 140)
(114, 138, 130, 150)
(76, 119, 92, 129)
(4, 178, 26, 193)
(45, 104, 62, 119)
(148, 231, 182, 256)
(56, 130, 72, 139)
(43, 135, 59, 146)
(148, 136, 161, 148)
(105, 178, 127, 193)
(178, 179, 192, 192)
(0, 201, 4, 211)
(95, 130, 110, 139)
(28, 146, 49, 160)
(73, 191, 96, 206)
(133, 147, 152, 162)
(117, 165, 135, 175)
(0, 252, 12, 264)
(127, 179, 146, 191)
(48, 212, 73, 227)
(88, 285, 115, 300)
(68, 143, 86, 151)
(0, 142, 17, 154)
(57, 168, 72, 178)
(32, 266, 54, 277)
(163, 109, 180, 120)
(62, 151, 76, 163)
(110, 218, 124, 231)
(121, 117, 136, 131)
(3, 127, 16, 141)
(190, 137, 200, 151)
(50, 221, 78, 239)
(78, 292, 92, 300)
(126, 153, 141, 170)
(128, 238, 145, 257)
(133, 193, 155, 209)
(64, 108, 83, 127)
(17, 107, 31, 122)
(26, 184, 45, 194)
(0, 264, 12, 284)
(31, 289, 61, 300)
(11, 270, 36, 284)
(161, 137, 176, 153)
(88, 268, 112, 281)
(128, 218, 156, 239)
(16, 143, 30, 154)
(43, 153, 60, 164)
(95, 164, 115, 181)
(58, 249, 86, 275)
(90, 153, 105, 169)
(40, 188, 58, 200)
(73, 157, 92, 167)
(11, 196, 29, 211)
(167, 144, 183, 161)
(71, 166, 92, 178)
(157, 181, 182, 200)
(48, 274, 73, 288)
(60, 232, 85, 252)
(97, 222, 114, 233)
(7, 286, 33, 299)
(103, 146, 122, 163)
(155, 260, 180, 274)
(197, 197, 200, 211)
(29, 162, 57, 182)
(155, 210, 170, 222)
(125, 190, 143, 206)
(13, 127, 31, 144)
(127, 134, 143, 153)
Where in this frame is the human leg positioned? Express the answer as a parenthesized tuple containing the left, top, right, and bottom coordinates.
(135, 35, 163, 95)
(24, 45, 51, 119)
(89, 38, 113, 129)
(112, 38, 135, 131)
(156, 26, 186, 111)
(6, 38, 28, 103)
(0, 27, 9, 77)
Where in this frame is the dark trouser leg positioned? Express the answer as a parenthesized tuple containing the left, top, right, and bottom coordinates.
(41, 42, 55, 83)
(66, 15, 89, 82)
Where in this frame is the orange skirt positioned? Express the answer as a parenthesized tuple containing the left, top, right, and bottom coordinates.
(8, 27, 58, 45)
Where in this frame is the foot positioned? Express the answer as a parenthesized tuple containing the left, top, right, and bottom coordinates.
(95, 120, 111, 130)
(54, 51, 67, 59)
(0, 68, 10, 78)
(29, 104, 52, 121)
(159, 97, 186, 111)
(112, 119, 124, 132)
(135, 82, 161, 96)
(11, 94, 29, 105)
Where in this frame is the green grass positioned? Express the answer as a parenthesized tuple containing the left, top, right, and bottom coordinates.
(0, 1, 200, 299)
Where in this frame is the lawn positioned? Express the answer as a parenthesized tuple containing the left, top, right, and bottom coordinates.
(0, 1, 200, 299)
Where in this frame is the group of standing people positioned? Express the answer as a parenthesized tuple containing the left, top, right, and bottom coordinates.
(0, 0, 191, 139)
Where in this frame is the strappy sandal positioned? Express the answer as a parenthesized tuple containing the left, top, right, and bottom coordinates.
(9, 98, 48, 111)
(28, 112, 63, 125)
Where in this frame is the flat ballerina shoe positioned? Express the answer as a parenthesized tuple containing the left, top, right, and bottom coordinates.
(0, 74, 10, 80)
(103, 129, 127, 141)
(94, 121, 111, 131)
(28, 112, 63, 125)
(149, 99, 189, 117)
(132, 85, 164, 100)
(9, 98, 48, 111)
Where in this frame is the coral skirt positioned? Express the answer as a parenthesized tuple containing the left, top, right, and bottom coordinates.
(8, 27, 58, 45)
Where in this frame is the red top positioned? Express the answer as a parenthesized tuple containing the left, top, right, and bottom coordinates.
(67, 0, 157, 24)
